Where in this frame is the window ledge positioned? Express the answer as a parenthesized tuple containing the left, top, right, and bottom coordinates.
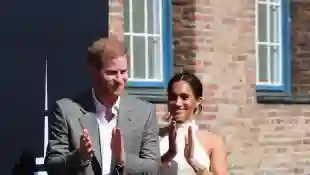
(257, 92, 310, 104)
(125, 87, 168, 104)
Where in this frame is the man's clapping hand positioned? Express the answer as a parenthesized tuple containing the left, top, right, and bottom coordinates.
(111, 128, 125, 165)
(79, 129, 94, 161)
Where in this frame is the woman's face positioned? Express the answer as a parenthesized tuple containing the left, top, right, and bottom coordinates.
(168, 80, 200, 124)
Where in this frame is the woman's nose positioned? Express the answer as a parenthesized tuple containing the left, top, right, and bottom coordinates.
(175, 98, 182, 107)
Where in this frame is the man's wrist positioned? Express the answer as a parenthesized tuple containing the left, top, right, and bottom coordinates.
(115, 161, 125, 175)
(74, 149, 91, 167)
(115, 154, 125, 166)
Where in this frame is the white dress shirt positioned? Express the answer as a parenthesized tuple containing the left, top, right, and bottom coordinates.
(92, 90, 120, 175)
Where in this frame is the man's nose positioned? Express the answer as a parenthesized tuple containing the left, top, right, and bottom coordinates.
(115, 72, 124, 84)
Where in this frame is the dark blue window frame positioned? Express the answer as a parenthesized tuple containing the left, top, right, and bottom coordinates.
(256, 0, 292, 96)
(126, 0, 173, 89)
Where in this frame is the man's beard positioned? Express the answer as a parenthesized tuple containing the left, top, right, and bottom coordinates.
(108, 84, 124, 95)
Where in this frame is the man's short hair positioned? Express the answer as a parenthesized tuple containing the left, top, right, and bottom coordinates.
(87, 35, 127, 69)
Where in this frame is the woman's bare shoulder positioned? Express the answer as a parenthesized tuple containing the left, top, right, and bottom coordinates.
(196, 130, 225, 150)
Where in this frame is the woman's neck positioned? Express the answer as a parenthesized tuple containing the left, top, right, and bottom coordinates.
(176, 119, 195, 129)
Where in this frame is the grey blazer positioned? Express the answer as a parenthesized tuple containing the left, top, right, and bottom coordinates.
(44, 90, 160, 175)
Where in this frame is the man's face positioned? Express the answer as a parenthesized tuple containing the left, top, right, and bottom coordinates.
(92, 55, 128, 97)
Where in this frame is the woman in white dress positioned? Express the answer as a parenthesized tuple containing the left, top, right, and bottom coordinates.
(159, 72, 228, 175)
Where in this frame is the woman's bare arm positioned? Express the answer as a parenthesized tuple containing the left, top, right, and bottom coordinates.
(210, 136, 228, 175)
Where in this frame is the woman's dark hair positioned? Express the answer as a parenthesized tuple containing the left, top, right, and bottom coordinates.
(167, 72, 203, 113)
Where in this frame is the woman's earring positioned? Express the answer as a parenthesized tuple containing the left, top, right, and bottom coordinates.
(198, 104, 202, 113)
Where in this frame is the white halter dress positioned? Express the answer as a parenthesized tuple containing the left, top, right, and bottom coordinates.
(159, 120, 210, 175)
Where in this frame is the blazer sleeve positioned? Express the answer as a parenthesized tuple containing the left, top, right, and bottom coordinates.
(123, 104, 161, 175)
(44, 101, 89, 175)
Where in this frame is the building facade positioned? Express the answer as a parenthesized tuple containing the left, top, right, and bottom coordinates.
(109, 0, 310, 174)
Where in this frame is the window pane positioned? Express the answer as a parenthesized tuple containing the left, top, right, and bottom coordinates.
(270, 5, 280, 43)
(133, 36, 146, 78)
(124, 0, 164, 82)
(258, 4, 267, 42)
(148, 36, 161, 79)
(124, 0, 130, 33)
(270, 46, 280, 83)
(147, 0, 160, 34)
(258, 45, 268, 82)
(147, 0, 154, 34)
(132, 0, 145, 33)
(124, 35, 131, 77)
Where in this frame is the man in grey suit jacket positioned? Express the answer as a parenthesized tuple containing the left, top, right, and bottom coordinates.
(44, 35, 161, 175)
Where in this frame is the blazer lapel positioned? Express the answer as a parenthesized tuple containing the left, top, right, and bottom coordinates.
(109, 94, 133, 170)
(117, 94, 133, 129)
(76, 90, 102, 168)
(79, 112, 102, 167)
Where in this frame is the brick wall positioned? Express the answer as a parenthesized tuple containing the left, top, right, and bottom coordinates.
(293, 1, 310, 95)
(109, 0, 310, 174)
(109, 0, 124, 40)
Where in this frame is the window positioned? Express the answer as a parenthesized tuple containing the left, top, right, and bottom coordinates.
(255, 0, 291, 95)
(123, 0, 172, 88)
